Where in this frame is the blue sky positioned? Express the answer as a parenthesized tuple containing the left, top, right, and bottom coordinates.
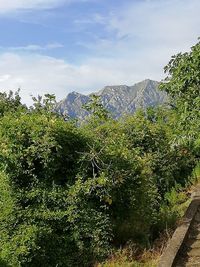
(0, 0, 199, 104)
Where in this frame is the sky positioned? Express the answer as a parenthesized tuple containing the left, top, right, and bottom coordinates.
(0, 0, 199, 104)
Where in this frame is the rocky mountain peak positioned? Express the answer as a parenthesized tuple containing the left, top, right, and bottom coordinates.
(57, 79, 167, 120)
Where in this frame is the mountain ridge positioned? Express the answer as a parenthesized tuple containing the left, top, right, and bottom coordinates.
(57, 79, 167, 119)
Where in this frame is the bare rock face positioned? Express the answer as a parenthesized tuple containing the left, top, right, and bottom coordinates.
(57, 91, 90, 119)
(57, 79, 168, 120)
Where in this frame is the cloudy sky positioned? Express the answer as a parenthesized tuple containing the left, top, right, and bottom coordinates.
(0, 0, 199, 104)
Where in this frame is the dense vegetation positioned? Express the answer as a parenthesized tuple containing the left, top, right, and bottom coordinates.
(0, 41, 199, 267)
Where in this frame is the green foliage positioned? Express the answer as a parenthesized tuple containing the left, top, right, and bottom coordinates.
(83, 94, 110, 126)
(160, 40, 200, 102)
(81, 108, 194, 247)
(155, 185, 190, 237)
(1, 39, 200, 266)
(0, 90, 26, 117)
(0, 110, 110, 266)
(31, 94, 57, 116)
(0, 112, 86, 186)
(160, 39, 200, 155)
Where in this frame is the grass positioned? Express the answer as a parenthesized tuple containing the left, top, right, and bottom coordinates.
(95, 238, 165, 267)
(96, 248, 159, 267)
(193, 162, 200, 180)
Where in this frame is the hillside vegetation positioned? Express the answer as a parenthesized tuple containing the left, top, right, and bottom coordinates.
(0, 40, 199, 267)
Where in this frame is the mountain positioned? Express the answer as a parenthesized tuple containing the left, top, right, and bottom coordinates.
(57, 79, 167, 120)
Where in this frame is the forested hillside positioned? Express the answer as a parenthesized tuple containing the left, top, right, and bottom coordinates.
(0, 40, 199, 267)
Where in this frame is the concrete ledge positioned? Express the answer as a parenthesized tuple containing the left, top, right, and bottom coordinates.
(158, 186, 200, 267)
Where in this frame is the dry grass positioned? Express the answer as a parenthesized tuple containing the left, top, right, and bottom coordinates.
(95, 231, 173, 267)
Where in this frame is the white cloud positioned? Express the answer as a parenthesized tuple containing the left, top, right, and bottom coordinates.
(0, 0, 90, 12)
(108, 0, 200, 53)
(77, 0, 200, 82)
(0, 51, 162, 105)
(74, 0, 200, 90)
(0, 0, 199, 105)
(8, 43, 64, 51)
(0, 0, 64, 12)
(74, 13, 106, 25)
(0, 74, 11, 82)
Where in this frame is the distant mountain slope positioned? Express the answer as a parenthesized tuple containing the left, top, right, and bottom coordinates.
(57, 79, 167, 119)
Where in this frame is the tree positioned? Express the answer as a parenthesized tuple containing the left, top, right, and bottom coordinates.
(31, 94, 57, 115)
(160, 40, 200, 103)
(160, 39, 200, 155)
(0, 89, 26, 117)
(83, 95, 110, 123)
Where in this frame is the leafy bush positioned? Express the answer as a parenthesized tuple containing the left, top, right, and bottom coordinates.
(85, 109, 195, 243)
(0, 112, 111, 266)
